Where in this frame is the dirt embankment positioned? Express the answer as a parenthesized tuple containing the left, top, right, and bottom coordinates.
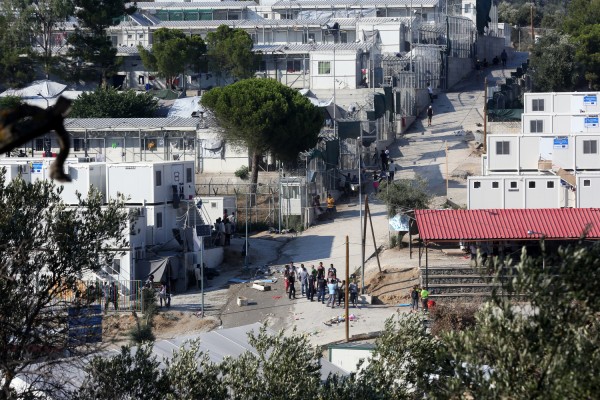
(365, 267, 419, 305)
(103, 312, 219, 344)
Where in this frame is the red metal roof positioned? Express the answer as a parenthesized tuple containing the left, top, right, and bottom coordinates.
(414, 208, 600, 241)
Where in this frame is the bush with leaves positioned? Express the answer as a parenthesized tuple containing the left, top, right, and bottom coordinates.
(440, 241, 600, 398)
(234, 165, 249, 180)
(377, 177, 431, 216)
(0, 172, 128, 398)
(70, 88, 158, 118)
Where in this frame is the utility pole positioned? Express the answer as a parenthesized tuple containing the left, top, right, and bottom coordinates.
(345, 235, 349, 342)
(530, 3, 535, 46)
(483, 77, 488, 153)
(361, 195, 369, 294)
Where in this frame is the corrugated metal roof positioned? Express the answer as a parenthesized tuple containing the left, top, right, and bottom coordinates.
(157, 18, 329, 29)
(253, 42, 371, 53)
(64, 118, 199, 131)
(156, 19, 240, 28)
(273, 0, 439, 8)
(414, 208, 600, 241)
(135, 1, 256, 9)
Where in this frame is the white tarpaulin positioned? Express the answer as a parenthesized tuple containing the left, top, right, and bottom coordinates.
(389, 214, 411, 231)
(0, 79, 66, 98)
(202, 139, 224, 159)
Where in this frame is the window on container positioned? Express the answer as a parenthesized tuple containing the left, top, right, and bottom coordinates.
(547, 181, 554, 188)
(186, 167, 192, 183)
(464, 4, 471, 13)
(583, 140, 598, 154)
(156, 212, 163, 229)
(528, 181, 536, 188)
(73, 138, 85, 152)
(530, 120, 543, 133)
(473, 181, 481, 188)
(510, 181, 517, 188)
(532, 99, 544, 111)
(287, 60, 302, 73)
(492, 181, 499, 188)
(496, 141, 510, 155)
(318, 61, 331, 74)
(155, 170, 162, 186)
(584, 179, 591, 187)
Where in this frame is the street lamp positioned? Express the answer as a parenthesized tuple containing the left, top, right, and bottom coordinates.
(527, 230, 546, 270)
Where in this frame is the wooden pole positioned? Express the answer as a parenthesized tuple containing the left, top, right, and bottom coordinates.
(361, 195, 369, 294)
(530, 4, 535, 45)
(345, 235, 349, 342)
(367, 201, 382, 273)
(483, 77, 488, 153)
(445, 141, 449, 197)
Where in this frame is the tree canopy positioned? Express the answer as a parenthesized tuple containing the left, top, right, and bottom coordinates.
(206, 25, 257, 83)
(0, 2, 36, 88)
(377, 177, 431, 216)
(200, 78, 323, 188)
(138, 28, 206, 88)
(0, 172, 128, 398)
(530, 31, 579, 92)
(67, 0, 136, 85)
(70, 88, 158, 118)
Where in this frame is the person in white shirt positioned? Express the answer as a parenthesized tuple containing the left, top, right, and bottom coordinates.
(427, 82, 434, 103)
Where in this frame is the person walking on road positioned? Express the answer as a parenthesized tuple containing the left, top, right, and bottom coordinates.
(501, 49, 508, 67)
(420, 287, 429, 312)
(300, 265, 308, 296)
(411, 285, 420, 312)
(388, 159, 397, 182)
(288, 268, 296, 299)
(349, 280, 359, 307)
(307, 273, 315, 301)
(427, 105, 433, 127)
(317, 276, 327, 303)
(326, 279, 338, 308)
(380, 149, 388, 171)
(427, 82, 434, 103)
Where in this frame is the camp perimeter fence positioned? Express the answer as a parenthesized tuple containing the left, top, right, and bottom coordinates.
(58, 279, 147, 313)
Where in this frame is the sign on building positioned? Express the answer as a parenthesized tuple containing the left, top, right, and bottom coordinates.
(553, 136, 569, 149)
(584, 95, 597, 106)
(584, 116, 599, 128)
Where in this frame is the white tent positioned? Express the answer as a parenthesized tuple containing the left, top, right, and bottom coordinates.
(0, 80, 83, 109)
(0, 79, 67, 98)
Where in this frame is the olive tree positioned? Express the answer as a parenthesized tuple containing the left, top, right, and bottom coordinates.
(0, 172, 128, 398)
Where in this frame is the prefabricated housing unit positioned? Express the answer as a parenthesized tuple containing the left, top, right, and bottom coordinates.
(486, 134, 600, 172)
(106, 161, 195, 205)
(197, 196, 237, 226)
(58, 163, 107, 204)
(524, 92, 600, 114)
(467, 175, 572, 209)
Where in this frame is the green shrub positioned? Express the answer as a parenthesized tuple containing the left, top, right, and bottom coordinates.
(234, 165, 249, 180)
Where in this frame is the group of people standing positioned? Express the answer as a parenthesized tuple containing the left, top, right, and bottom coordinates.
(283, 262, 360, 308)
(214, 209, 236, 246)
(410, 285, 434, 313)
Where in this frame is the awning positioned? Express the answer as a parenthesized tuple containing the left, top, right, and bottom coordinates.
(415, 208, 600, 242)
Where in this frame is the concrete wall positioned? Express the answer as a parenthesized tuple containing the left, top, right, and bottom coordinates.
(447, 57, 474, 89)
(475, 35, 505, 64)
